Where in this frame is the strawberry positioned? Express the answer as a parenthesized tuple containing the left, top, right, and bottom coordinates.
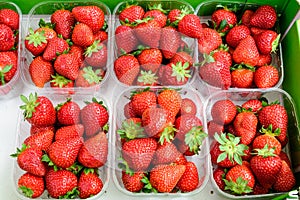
(144, 4, 167, 27)
(170, 51, 194, 67)
(114, 54, 140, 85)
(0, 24, 15, 51)
(124, 101, 137, 119)
(250, 145, 282, 189)
(149, 164, 186, 193)
(273, 160, 296, 192)
(35, 24, 57, 41)
(134, 18, 161, 48)
(136, 70, 159, 86)
(69, 44, 84, 67)
(279, 151, 292, 168)
(51, 9, 75, 39)
(94, 30, 108, 42)
(43, 37, 69, 61)
(159, 26, 180, 59)
(167, 8, 181, 24)
(29, 56, 53, 88)
(117, 118, 145, 140)
(176, 161, 199, 192)
(56, 98, 80, 125)
(136, 47, 162, 72)
(197, 28, 222, 54)
(210, 46, 232, 69)
(119, 4, 144, 24)
(233, 35, 259, 67)
(254, 30, 280, 55)
(250, 27, 266, 36)
(211, 99, 236, 125)
(80, 97, 109, 137)
(24, 129, 54, 152)
(157, 89, 182, 118)
(241, 10, 254, 27)
(242, 99, 263, 113)
(115, 25, 138, 54)
(75, 66, 104, 87)
(0, 51, 17, 85)
(224, 162, 255, 194)
(45, 169, 78, 198)
(72, 5, 105, 33)
(252, 183, 269, 195)
(50, 73, 74, 89)
(122, 138, 157, 171)
(20, 93, 56, 126)
(254, 65, 279, 88)
(11, 144, 46, 176)
(47, 136, 83, 168)
(178, 14, 202, 38)
(213, 167, 226, 191)
(54, 53, 80, 80)
(212, 8, 237, 32)
(207, 120, 224, 138)
(84, 40, 107, 68)
(231, 65, 254, 88)
(30, 125, 55, 135)
(18, 172, 44, 198)
(250, 5, 277, 29)
(130, 88, 157, 117)
(0, 8, 19, 30)
(78, 132, 108, 168)
(158, 62, 191, 86)
(256, 54, 272, 67)
(179, 98, 197, 116)
(225, 25, 251, 48)
(55, 124, 84, 141)
(25, 28, 48, 56)
(122, 171, 145, 192)
(72, 23, 94, 47)
(151, 141, 182, 166)
(78, 170, 103, 198)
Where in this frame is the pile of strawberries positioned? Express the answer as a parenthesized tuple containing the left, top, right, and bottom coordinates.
(198, 5, 281, 89)
(12, 93, 109, 198)
(113, 3, 203, 86)
(116, 88, 208, 193)
(24, 5, 108, 89)
(0, 8, 19, 87)
(207, 97, 296, 196)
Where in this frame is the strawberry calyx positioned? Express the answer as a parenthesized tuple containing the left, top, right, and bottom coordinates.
(184, 126, 208, 154)
(170, 6, 193, 27)
(133, 16, 154, 26)
(236, 106, 253, 113)
(42, 154, 60, 171)
(141, 175, 158, 193)
(59, 187, 79, 199)
(230, 64, 255, 72)
(18, 185, 34, 198)
(55, 97, 72, 111)
(130, 87, 151, 98)
(84, 40, 103, 57)
(147, 3, 168, 14)
(200, 53, 216, 66)
(159, 126, 176, 145)
(171, 62, 191, 82)
(81, 66, 103, 84)
(38, 18, 55, 29)
(223, 176, 252, 194)
(50, 73, 73, 88)
(137, 70, 158, 85)
(132, 45, 150, 56)
(259, 124, 281, 137)
(10, 143, 28, 157)
(214, 132, 248, 165)
(271, 34, 281, 53)
(252, 144, 276, 157)
(82, 167, 98, 175)
(0, 64, 13, 85)
(118, 158, 134, 176)
(117, 119, 145, 140)
(20, 93, 40, 119)
(261, 100, 279, 107)
(25, 28, 47, 47)
(66, 162, 84, 175)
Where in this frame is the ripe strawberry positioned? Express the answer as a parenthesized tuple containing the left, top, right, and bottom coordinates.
(213, 167, 226, 191)
(279, 151, 292, 167)
(24, 129, 54, 152)
(241, 10, 254, 27)
(212, 8, 237, 32)
(210, 46, 232, 69)
(149, 164, 186, 193)
(254, 30, 280, 55)
(11, 145, 46, 176)
(25, 28, 48, 56)
(179, 98, 197, 116)
(35, 24, 57, 41)
(18, 172, 44, 198)
(226, 25, 251, 48)
(252, 183, 269, 195)
(207, 120, 224, 138)
(55, 124, 84, 141)
(151, 141, 182, 166)
(84, 40, 107, 68)
(250, 27, 266, 36)
(250, 5, 277, 29)
(115, 25, 138, 54)
(51, 9, 75, 39)
(72, 5, 105, 33)
(69, 44, 84, 67)
(94, 30, 108, 42)
(30, 125, 55, 135)
(258, 102, 288, 145)
(251, 145, 283, 189)
(50, 73, 74, 90)
(29, 56, 53, 88)
(130, 89, 157, 117)
(80, 98, 109, 137)
(75, 66, 104, 87)
(233, 35, 259, 67)
(136, 70, 159, 86)
(78, 132, 108, 168)
(20, 93, 56, 126)
(114, 54, 140, 85)
(158, 62, 191, 86)
(231, 66, 254, 88)
(256, 54, 272, 67)
(176, 161, 199, 192)
(56, 98, 80, 125)
(43, 37, 69, 61)
(197, 28, 222, 54)
(0, 51, 17, 85)
(134, 18, 161, 48)
(72, 23, 94, 47)
(124, 101, 137, 119)
(122, 138, 157, 171)
(159, 26, 180, 59)
(254, 65, 279, 88)
(242, 99, 262, 113)
(136, 47, 162, 72)
(0, 8, 19, 30)
(273, 160, 296, 192)
(122, 171, 145, 192)
(157, 89, 182, 118)
(47, 137, 83, 168)
(119, 5, 145, 24)
(170, 51, 194, 67)
(224, 162, 255, 194)
(45, 169, 78, 198)
(178, 14, 202, 38)
(54, 53, 80, 80)
(0, 24, 14, 51)
(144, 4, 167, 27)
(78, 169, 103, 198)
(211, 99, 237, 125)
(174, 152, 187, 165)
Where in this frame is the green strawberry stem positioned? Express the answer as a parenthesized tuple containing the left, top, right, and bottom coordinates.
(25, 28, 47, 47)
(130, 87, 151, 98)
(253, 144, 276, 157)
(82, 66, 103, 85)
(60, 187, 79, 199)
(169, 6, 193, 27)
(50, 73, 72, 88)
(118, 157, 134, 176)
(117, 120, 145, 140)
(38, 18, 55, 29)
(42, 154, 59, 171)
(184, 126, 208, 154)
(159, 126, 176, 145)
(272, 34, 281, 53)
(19, 186, 34, 198)
(0, 64, 13, 85)
(147, 3, 168, 14)
(137, 70, 158, 85)
(10, 143, 28, 157)
(260, 124, 281, 137)
(84, 40, 103, 57)
(171, 62, 191, 82)
(141, 176, 158, 193)
(19, 93, 40, 119)
(224, 176, 252, 194)
(66, 162, 84, 175)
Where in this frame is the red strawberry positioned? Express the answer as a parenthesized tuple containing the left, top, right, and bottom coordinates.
(69, 44, 84, 67)
(174, 152, 187, 165)
(56, 98, 80, 125)
(250, 5, 277, 29)
(51, 9, 75, 39)
(136, 70, 159, 86)
(273, 160, 296, 192)
(0, 8, 19, 30)
(0, 51, 17, 85)
(211, 8, 237, 32)
(45, 169, 78, 198)
(25, 28, 48, 56)
(115, 25, 138, 54)
(254, 65, 279, 88)
(47, 137, 83, 168)
(50, 73, 74, 89)
(144, 4, 167, 27)
(72, 23, 94, 47)
(211, 100, 237, 125)
(157, 89, 182, 118)
(167, 8, 181, 24)
(256, 54, 272, 67)
(122, 138, 157, 171)
(197, 28, 222, 54)
(78, 132, 108, 168)
(122, 171, 145, 192)
(279, 151, 292, 167)
(158, 62, 191, 86)
(231, 65, 254, 88)
(159, 26, 180, 59)
(0, 24, 14, 51)
(43, 37, 69, 61)
(54, 53, 80, 80)
(124, 101, 137, 119)
(80, 97, 109, 137)
(241, 10, 254, 27)
(84, 40, 107, 68)
(75, 66, 104, 87)
(119, 5, 144, 24)
(20, 93, 56, 126)
(94, 30, 108, 42)
(35, 25, 57, 41)
(242, 99, 262, 113)
(254, 30, 280, 55)
(207, 120, 224, 138)
(151, 141, 182, 166)
(72, 6, 105, 33)
(130, 89, 157, 117)
(78, 169, 103, 198)
(252, 183, 269, 195)
(114, 54, 140, 85)
(18, 172, 44, 198)
(179, 98, 197, 116)
(55, 124, 84, 141)
(29, 56, 53, 88)
(30, 125, 55, 135)
(233, 35, 259, 67)
(170, 51, 194, 67)
(24, 130, 54, 152)
(136, 47, 162, 72)
(210, 47, 232, 69)
(176, 161, 199, 192)
(226, 25, 251, 48)
(250, 27, 267, 36)
(134, 18, 161, 48)
(213, 167, 226, 191)
(178, 14, 202, 38)
(149, 164, 186, 193)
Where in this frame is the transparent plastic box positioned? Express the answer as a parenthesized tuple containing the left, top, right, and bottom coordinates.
(12, 91, 112, 199)
(111, 0, 198, 88)
(111, 86, 210, 197)
(204, 88, 300, 199)
(21, 1, 111, 94)
(0, 2, 23, 99)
